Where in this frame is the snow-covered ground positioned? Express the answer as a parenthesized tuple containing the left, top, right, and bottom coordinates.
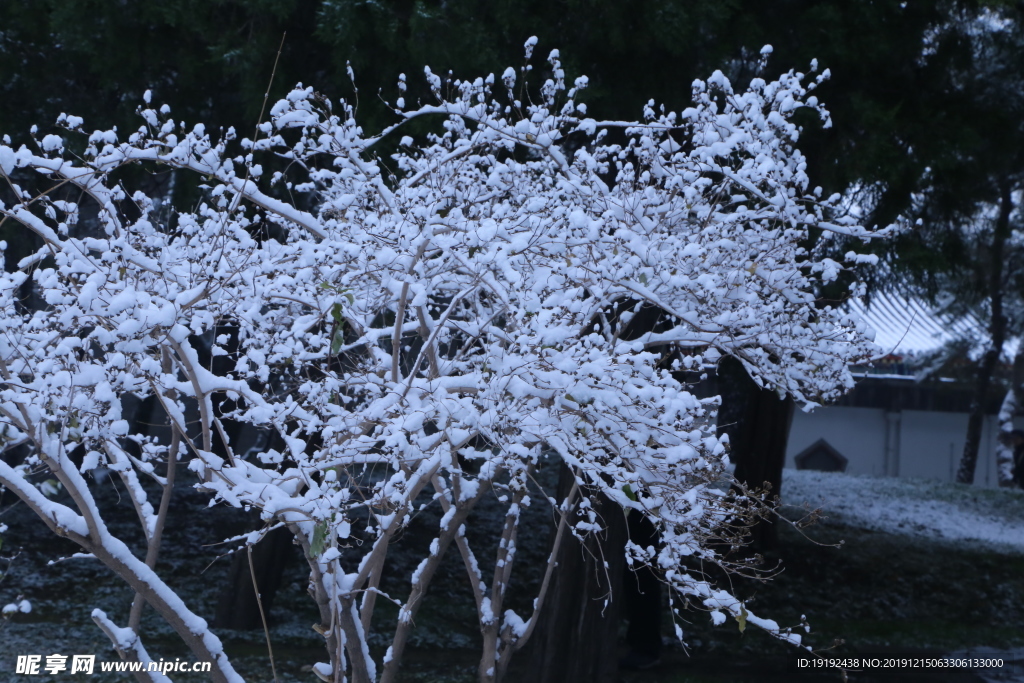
(783, 468, 1024, 682)
(783, 468, 1024, 553)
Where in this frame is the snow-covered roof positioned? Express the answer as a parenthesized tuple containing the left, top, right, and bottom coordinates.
(848, 291, 988, 357)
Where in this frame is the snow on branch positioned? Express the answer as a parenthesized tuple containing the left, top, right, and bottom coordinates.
(0, 44, 879, 682)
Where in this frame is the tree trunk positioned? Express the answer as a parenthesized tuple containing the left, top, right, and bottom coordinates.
(526, 464, 627, 683)
(212, 523, 294, 630)
(717, 357, 795, 551)
(996, 344, 1024, 485)
(959, 341, 1005, 484)
(957, 180, 1013, 484)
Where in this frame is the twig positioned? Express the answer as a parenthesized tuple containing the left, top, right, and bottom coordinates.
(248, 544, 280, 683)
(254, 32, 287, 147)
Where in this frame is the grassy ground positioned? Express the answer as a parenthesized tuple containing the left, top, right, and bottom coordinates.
(2, 475, 1023, 682)
(635, 516, 1024, 683)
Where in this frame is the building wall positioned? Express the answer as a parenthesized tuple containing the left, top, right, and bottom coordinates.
(786, 406, 887, 477)
(785, 406, 1012, 487)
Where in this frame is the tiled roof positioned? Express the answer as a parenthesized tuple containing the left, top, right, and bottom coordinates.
(848, 292, 991, 357)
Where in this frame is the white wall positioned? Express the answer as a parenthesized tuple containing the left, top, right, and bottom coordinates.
(784, 406, 1012, 487)
(786, 406, 887, 477)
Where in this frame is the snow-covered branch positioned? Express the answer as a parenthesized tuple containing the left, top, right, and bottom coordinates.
(0, 40, 879, 682)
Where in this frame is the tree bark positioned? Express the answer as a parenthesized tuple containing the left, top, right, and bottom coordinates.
(526, 464, 627, 683)
(957, 180, 1013, 484)
(995, 343, 1024, 485)
(717, 357, 795, 551)
(212, 523, 294, 630)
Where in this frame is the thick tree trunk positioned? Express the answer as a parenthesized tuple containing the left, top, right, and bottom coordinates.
(995, 345, 1024, 485)
(527, 464, 627, 683)
(717, 357, 795, 551)
(957, 180, 1013, 484)
(212, 524, 294, 630)
(960, 345, 1004, 484)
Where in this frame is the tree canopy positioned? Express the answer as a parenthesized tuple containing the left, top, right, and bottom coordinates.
(0, 42, 881, 680)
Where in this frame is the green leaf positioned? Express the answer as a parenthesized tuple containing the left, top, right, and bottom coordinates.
(622, 484, 637, 502)
(330, 302, 343, 324)
(331, 327, 344, 355)
(737, 605, 748, 633)
(344, 291, 354, 305)
(310, 520, 329, 557)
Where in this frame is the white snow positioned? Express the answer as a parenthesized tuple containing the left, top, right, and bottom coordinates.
(0, 52, 887, 678)
(783, 468, 1024, 552)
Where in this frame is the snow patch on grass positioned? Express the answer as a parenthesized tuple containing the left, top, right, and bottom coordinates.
(783, 469, 1024, 552)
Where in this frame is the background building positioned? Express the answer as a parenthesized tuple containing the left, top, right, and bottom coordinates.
(784, 293, 1019, 487)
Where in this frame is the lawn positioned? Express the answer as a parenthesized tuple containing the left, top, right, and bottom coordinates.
(2, 469, 1023, 682)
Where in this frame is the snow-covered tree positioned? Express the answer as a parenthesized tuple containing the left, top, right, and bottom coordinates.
(0, 41, 881, 682)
